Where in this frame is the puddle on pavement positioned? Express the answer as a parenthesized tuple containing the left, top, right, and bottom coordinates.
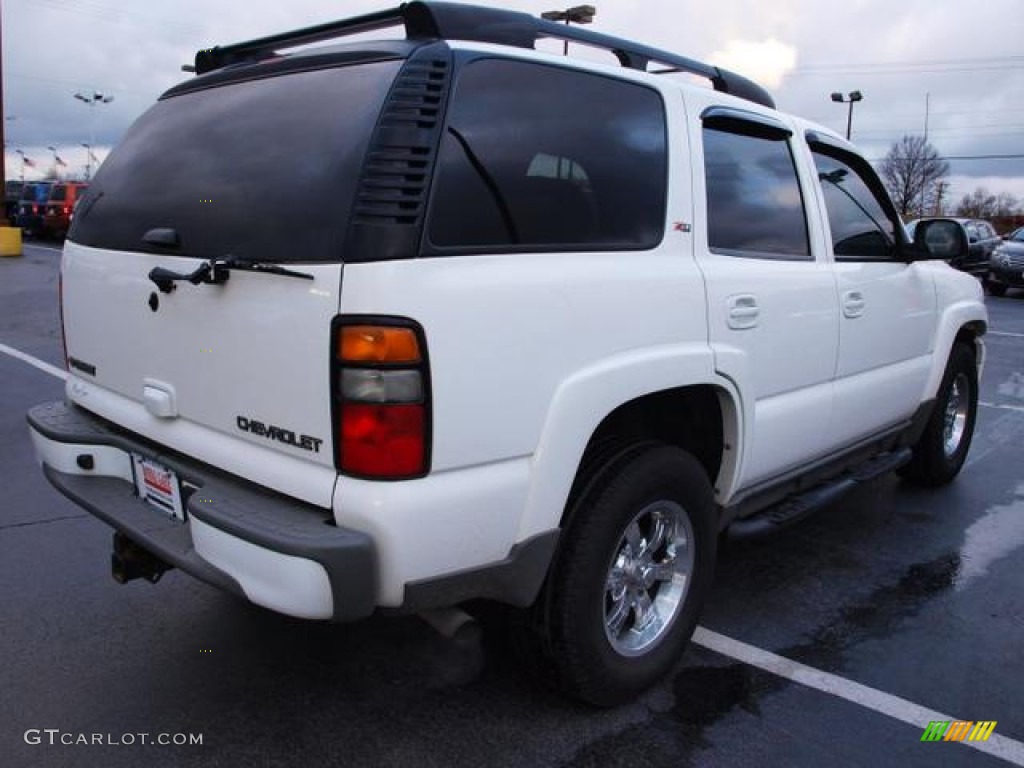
(955, 484, 1024, 590)
(671, 664, 778, 727)
(997, 372, 1024, 400)
(778, 551, 961, 671)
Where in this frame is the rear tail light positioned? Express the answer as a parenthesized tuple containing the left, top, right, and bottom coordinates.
(332, 320, 430, 479)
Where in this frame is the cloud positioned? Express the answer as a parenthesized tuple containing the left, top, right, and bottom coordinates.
(709, 39, 798, 90)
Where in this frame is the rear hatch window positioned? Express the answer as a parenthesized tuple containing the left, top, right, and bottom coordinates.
(49, 185, 68, 202)
(71, 60, 402, 263)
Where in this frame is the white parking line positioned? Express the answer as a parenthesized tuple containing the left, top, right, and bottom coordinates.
(980, 401, 1024, 414)
(22, 242, 64, 254)
(694, 628, 1024, 765)
(0, 343, 67, 380)
(3, 341, 1022, 762)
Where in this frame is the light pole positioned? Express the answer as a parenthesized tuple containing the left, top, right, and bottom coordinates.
(73, 91, 113, 170)
(541, 5, 596, 56)
(830, 90, 863, 141)
(81, 143, 94, 181)
(14, 149, 31, 182)
(46, 146, 60, 180)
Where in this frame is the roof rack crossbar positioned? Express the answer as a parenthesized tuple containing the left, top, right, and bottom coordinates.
(193, 1, 775, 109)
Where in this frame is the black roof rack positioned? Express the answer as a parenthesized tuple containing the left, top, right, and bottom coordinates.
(193, 1, 775, 109)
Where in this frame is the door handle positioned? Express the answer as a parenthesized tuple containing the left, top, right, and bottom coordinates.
(843, 290, 865, 318)
(727, 294, 759, 330)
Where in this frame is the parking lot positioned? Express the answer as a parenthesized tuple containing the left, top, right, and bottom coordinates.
(2, 240, 1023, 767)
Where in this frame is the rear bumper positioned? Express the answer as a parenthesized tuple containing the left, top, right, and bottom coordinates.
(27, 401, 376, 622)
(988, 264, 1024, 288)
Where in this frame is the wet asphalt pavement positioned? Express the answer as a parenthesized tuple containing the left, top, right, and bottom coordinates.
(2, 242, 1023, 767)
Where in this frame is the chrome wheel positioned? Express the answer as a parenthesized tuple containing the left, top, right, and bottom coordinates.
(603, 500, 694, 657)
(943, 372, 969, 458)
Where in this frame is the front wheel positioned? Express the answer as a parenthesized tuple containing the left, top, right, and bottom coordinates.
(526, 445, 717, 706)
(899, 342, 978, 486)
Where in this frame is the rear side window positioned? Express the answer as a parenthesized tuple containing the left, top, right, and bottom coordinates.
(703, 123, 810, 259)
(71, 61, 401, 263)
(427, 58, 667, 252)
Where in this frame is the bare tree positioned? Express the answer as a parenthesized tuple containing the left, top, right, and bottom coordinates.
(878, 135, 949, 217)
(956, 187, 1022, 221)
(956, 188, 997, 218)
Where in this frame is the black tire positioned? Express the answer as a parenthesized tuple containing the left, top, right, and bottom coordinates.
(899, 342, 978, 486)
(987, 281, 1008, 297)
(522, 444, 717, 706)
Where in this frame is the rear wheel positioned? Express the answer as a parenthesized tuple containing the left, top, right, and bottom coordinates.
(522, 444, 717, 706)
(900, 342, 978, 486)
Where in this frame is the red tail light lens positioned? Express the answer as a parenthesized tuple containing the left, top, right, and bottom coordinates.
(333, 319, 429, 479)
(341, 403, 425, 476)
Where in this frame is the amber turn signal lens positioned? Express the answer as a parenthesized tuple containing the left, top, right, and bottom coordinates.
(340, 326, 421, 364)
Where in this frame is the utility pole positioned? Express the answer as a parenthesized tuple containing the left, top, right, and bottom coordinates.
(920, 92, 930, 216)
(0, 0, 6, 203)
(933, 180, 948, 216)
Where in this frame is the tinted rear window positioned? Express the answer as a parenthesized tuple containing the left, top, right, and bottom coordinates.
(71, 61, 401, 262)
(50, 186, 68, 202)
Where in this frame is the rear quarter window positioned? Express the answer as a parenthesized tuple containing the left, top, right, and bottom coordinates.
(426, 58, 667, 252)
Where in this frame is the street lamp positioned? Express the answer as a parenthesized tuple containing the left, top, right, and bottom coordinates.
(81, 143, 96, 181)
(73, 91, 114, 168)
(47, 146, 60, 180)
(541, 5, 596, 56)
(15, 148, 34, 182)
(830, 90, 863, 141)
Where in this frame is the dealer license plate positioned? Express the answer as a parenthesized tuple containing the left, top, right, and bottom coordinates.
(131, 454, 185, 521)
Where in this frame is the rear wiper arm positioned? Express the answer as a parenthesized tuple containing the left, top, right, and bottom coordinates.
(148, 257, 314, 294)
(219, 258, 315, 282)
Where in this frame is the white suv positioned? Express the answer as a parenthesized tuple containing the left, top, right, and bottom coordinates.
(28, 2, 986, 705)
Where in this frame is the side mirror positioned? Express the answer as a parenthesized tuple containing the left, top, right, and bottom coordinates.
(912, 219, 968, 261)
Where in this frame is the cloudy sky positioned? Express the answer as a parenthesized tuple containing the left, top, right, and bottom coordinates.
(4, 0, 1023, 208)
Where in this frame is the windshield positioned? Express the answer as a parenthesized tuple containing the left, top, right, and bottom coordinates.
(71, 60, 401, 263)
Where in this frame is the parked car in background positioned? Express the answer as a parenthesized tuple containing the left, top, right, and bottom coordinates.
(42, 182, 89, 240)
(5, 180, 24, 225)
(14, 182, 53, 237)
(906, 217, 1000, 277)
(987, 227, 1024, 296)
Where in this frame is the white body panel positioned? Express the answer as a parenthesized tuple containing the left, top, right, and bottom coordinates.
(61, 243, 340, 505)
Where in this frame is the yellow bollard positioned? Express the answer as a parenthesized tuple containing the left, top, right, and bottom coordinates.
(0, 225, 23, 257)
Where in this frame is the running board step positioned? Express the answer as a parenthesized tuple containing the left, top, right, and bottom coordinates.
(727, 448, 912, 540)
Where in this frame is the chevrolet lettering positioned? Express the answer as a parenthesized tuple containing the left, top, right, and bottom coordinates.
(236, 416, 323, 453)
